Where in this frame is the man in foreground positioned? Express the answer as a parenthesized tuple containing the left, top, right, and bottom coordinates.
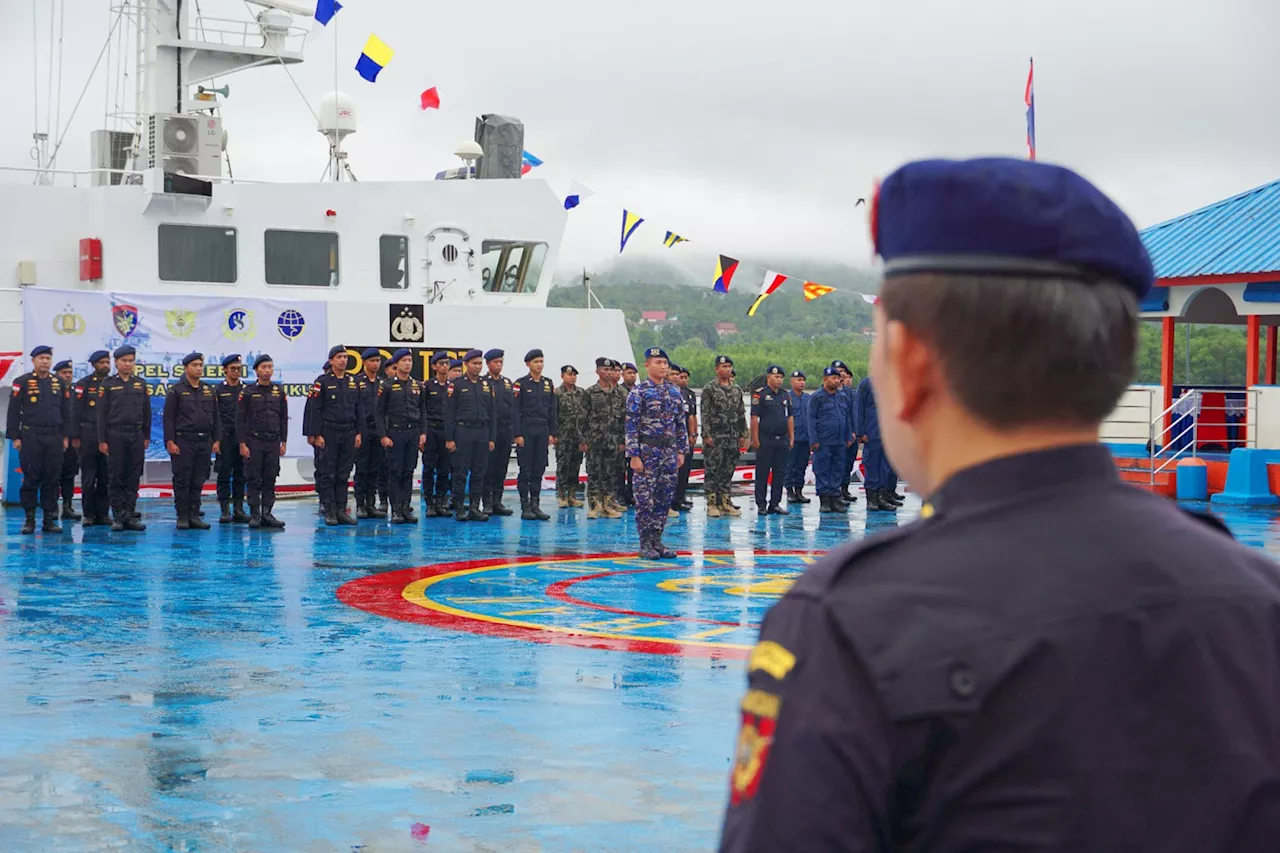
(719, 157, 1280, 851)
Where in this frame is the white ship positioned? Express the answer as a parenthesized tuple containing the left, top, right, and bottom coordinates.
(0, 0, 632, 497)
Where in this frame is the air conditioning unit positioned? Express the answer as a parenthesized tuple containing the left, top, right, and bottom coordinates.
(145, 114, 222, 178)
(89, 130, 136, 187)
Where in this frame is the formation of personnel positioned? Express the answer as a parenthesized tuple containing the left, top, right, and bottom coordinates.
(9, 338, 901, 536)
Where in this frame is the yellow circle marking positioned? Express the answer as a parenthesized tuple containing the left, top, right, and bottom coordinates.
(401, 557, 762, 650)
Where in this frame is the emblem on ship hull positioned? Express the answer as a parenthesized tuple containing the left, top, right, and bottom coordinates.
(111, 304, 140, 338)
(277, 309, 306, 341)
(223, 308, 255, 340)
(166, 309, 196, 338)
(389, 303, 425, 343)
(53, 304, 85, 336)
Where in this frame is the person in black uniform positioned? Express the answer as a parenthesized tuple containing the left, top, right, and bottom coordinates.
(669, 364, 697, 513)
(749, 365, 793, 515)
(236, 354, 288, 530)
(163, 352, 221, 530)
(483, 348, 516, 517)
(96, 345, 150, 532)
(304, 360, 331, 516)
(353, 347, 385, 519)
(718, 157, 1280, 852)
(71, 349, 112, 526)
(7, 344, 71, 534)
(52, 359, 82, 522)
(377, 348, 424, 524)
(213, 354, 249, 524)
(305, 344, 364, 526)
(444, 348, 495, 522)
(376, 356, 395, 515)
(512, 348, 558, 521)
(419, 351, 452, 517)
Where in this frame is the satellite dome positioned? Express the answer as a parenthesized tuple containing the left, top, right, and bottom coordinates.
(316, 92, 357, 138)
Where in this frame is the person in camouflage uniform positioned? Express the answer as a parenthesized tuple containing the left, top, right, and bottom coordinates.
(700, 354, 749, 517)
(583, 357, 625, 519)
(555, 365, 588, 507)
(624, 347, 688, 559)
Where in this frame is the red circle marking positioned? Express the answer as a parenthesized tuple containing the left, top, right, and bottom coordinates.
(545, 569, 750, 627)
(335, 550, 822, 657)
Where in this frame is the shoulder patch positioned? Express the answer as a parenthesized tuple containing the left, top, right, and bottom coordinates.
(747, 640, 796, 680)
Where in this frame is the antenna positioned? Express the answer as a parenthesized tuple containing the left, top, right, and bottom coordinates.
(316, 91, 357, 182)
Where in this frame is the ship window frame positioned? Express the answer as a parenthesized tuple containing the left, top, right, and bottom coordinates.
(379, 234, 410, 290)
(157, 223, 239, 284)
(263, 228, 341, 288)
(477, 240, 549, 294)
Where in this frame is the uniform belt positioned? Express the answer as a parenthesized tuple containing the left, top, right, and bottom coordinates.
(639, 435, 674, 447)
(456, 421, 485, 427)
(20, 425, 59, 435)
(322, 422, 355, 430)
(762, 434, 788, 441)
(388, 422, 418, 430)
(248, 431, 279, 440)
(426, 419, 444, 428)
(176, 431, 212, 439)
(107, 425, 141, 433)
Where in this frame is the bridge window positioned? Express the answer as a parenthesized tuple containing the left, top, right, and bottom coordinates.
(158, 224, 237, 283)
(478, 241, 548, 294)
(264, 229, 339, 287)
(380, 235, 409, 290)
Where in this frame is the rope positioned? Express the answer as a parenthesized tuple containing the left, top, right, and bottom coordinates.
(51, 0, 66, 168)
(46, 9, 126, 170)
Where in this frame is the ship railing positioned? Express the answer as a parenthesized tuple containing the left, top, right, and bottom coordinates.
(1147, 388, 1259, 486)
(0, 165, 274, 188)
(188, 15, 309, 54)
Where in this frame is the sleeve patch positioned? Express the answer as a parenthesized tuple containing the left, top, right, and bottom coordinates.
(747, 641, 796, 681)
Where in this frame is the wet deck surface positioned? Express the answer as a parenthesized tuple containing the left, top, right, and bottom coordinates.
(3, 490, 1279, 851)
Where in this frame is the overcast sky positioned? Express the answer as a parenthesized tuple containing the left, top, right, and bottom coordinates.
(4, 0, 1277, 276)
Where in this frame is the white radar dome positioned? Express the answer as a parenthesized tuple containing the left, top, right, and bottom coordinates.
(317, 92, 357, 138)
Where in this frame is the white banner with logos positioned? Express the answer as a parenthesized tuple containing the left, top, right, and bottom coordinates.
(23, 288, 327, 458)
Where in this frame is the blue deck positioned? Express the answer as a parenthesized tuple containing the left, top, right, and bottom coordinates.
(3, 490, 1279, 850)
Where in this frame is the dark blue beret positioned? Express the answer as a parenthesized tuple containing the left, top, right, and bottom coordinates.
(644, 347, 668, 361)
(791, 370, 806, 379)
(54, 359, 72, 372)
(29, 345, 52, 358)
(463, 349, 483, 361)
(561, 364, 578, 375)
(430, 351, 450, 364)
(595, 356, 612, 368)
(830, 360, 848, 370)
(873, 157, 1154, 298)
(448, 358, 463, 369)
(89, 349, 110, 364)
(361, 347, 382, 360)
(622, 362, 636, 371)
(678, 366, 691, 375)
(766, 365, 784, 375)
(484, 348, 504, 361)
(181, 352, 203, 366)
(113, 345, 136, 359)
(221, 354, 241, 368)
(390, 348, 412, 362)
(524, 348, 543, 362)
(328, 345, 348, 359)
(254, 354, 273, 368)
(667, 362, 681, 373)
(715, 355, 732, 366)
(823, 366, 839, 377)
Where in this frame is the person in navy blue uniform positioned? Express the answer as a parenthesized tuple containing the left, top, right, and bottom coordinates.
(163, 352, 221, 530)
(512, 348, 558, 521)
(236, 354, 288, 529)
(353, 348, 385, 519)
(7, 344, 72, 534)
(71, 349, 112, 526)
(749, 365, 793, 515)
(51, 359, 82, 522)
(445, 349, 496, 522)
(836, 365, 863, 503)
(212, 354, 249, 524)
(483, 348, 516, 517)
(377, 349, 425, 524)
(419, 351, 452, 517)
(669, 364, 697, 512)
(304, 360, 332, 517)
(805, 368, 850, 513)
(96, 345, 150, 532)
(856, 376, 901, 511)
(783, 370, 811, 504)
(719, 156, 1280, 852)
(305, 344, 364, 526)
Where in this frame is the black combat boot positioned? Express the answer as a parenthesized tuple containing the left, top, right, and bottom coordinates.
(376, 495, 389, 517)
(61, 500, 81, 521)
(883, 489, 904, 505)
(490, 491, 513, 516)
(232, 499, 250, 523)
(424, 496, 438, 518)
(769, 503, 788, 515)
(356, 499, 373, 519)
(404, 503, 419, 524)
(21, 510, 36, 535)
(337, 505, 357, 525)
(390, 506, 407, 524)
(248, 507, 262, 529)
(176, 510, 190, 530)
(865, 490, 887, 511)
(840, 486, 855, 503)
(219, 500, 233, 523)
(468, 500, 489, 522)
(454, 500, 468, 522)
(42, 510, 62, 533)
(531, 496, 550, 521)
(324, 507, 339, 526)
(262, 506, 285, 528)
(189, 502, 211, 529)
(520, 497, 536, 521)
(123, 512, 146, 531)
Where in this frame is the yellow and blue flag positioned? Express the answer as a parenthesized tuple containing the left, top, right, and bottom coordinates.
(620, 210, 644, 253)
(663, 231, 687, 247)
(356, 35, 394, 83)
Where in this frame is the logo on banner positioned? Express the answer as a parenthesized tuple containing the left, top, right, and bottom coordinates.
(166, 308, 197, 338)
(390, 303, 425, 342)
(53, 304, 85, 336)
(223, 308, 255, 340)
(111, 304, 140, 338)
(277, 309, 306, 341)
